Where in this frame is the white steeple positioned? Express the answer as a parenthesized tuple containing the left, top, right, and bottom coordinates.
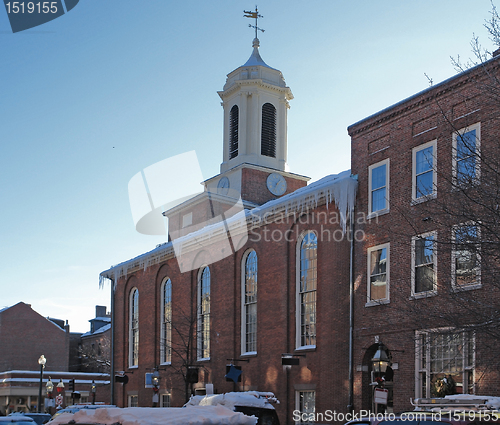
(218, 37, 293, 173)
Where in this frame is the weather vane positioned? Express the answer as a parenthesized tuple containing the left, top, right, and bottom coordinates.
(244, 6, 264, 39)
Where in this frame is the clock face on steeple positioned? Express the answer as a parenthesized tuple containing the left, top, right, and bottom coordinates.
(267, 173, 287, 196)
(217, 176, 230, 195)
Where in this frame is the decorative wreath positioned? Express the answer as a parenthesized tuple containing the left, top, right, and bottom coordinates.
(433, 375, 457, 397)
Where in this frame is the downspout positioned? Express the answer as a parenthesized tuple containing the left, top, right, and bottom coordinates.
(347, 207, 355, 412)
(110, 277, 115, 405)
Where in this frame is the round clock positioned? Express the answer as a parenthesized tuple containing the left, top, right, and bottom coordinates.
(217, 176, 230, 195)
(267, 173, 287, 196)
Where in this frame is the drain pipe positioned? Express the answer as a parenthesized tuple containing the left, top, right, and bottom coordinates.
(347, 207, 355, 413)
(110, 277, 115, 406)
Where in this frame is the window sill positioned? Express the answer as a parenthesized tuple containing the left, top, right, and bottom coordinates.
(410, 290, 437, 300)
(367, 209, 390, 220)
(365, 299, 390, 307)
(241, 351, 257, 357)
(411, 193, 437, 206)
(295, 345, 316, 352)
(197, 357, 210, 362)
(452, 282, 482, 292)
(159, 361, 172, 366)
(128, 365, 138, 370)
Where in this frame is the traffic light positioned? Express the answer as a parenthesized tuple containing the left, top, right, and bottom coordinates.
(69, 379, 75, 392)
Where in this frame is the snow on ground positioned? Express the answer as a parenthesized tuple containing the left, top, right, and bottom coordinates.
(48, 406, 257, 425)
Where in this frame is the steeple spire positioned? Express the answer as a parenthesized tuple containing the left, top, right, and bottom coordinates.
(244, 6, 264, 40)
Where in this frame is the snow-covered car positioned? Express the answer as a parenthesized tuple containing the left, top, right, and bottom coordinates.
(184, 391, 280, 425)
(0, 417, 36, 425)
(8, 413, 51, 425)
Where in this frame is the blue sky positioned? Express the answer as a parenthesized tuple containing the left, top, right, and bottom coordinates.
(0, 0, 495, 333)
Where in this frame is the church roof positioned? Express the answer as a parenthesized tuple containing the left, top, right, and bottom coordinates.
(241, 37, 276, 70)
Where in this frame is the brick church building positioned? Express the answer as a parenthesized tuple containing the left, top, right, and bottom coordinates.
(101, 34, 500, 423)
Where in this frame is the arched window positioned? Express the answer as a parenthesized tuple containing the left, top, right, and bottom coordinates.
(229, 105, 239, 159)
(129, 288, 139, 367)
(297, 232, 317, 348)
(198, 266, 210, 360)
(261, 103, 276, 158)
(242, 250, 257, 354)
(160, 278, 172, 364)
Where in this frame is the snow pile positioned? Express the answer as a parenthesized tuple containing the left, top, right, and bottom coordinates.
(445, 394, 500, 410)
(185, 391, 278, 411)
(49, 405, 257, 425)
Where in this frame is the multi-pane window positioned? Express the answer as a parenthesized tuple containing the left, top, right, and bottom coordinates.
(413, 141, 437, 201)
(297, 232, 317, 348)
(369, 159, 389, 214)
(128, 395, 138, 407)
(367, 244, 389, 304)
(412, 232, 437, 296)
(416, 329, 475, 398)
(198, 266, 210, 360)
(161, 393, 171, 408)
(452, 225, 480, 289)
(129, 288, 139, 367)
(242, 250, 257, 355)
(453, 123, 480, 184)
(160, 278, 172, 364)
(295, 390, 316, 424)
(261, 103, 277, 158)
(229, 105, 239, 159)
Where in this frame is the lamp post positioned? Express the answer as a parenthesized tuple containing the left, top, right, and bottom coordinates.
(37, 355, 46, 413)
(91, 380, 96, 405)
(56, 379, 65, 409)
(371, 344, 390, 377)
(46, 377, 54, 413)
(152, 370, 160, 407)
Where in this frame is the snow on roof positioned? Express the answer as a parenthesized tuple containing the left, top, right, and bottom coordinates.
(81, 323, 111, 338)
(100, 170, 357, 284)
(185, 391, 278, 411)
(445, 395, 500, 410)
(48, 406, 257, 425)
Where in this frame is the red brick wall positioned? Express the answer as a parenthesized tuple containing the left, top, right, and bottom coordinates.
(0, 302, 69, 372)
(349, 58, 500, 411)
(112, 202, 352, 424)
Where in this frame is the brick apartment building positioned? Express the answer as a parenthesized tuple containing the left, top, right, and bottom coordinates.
(100, 35, 500, 423)
(0, 302, 110, 414)
(100, 37, 357, 423)
(349, 50, 500, 411)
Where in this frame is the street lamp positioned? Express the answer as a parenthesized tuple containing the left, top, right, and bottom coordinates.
(371, 344, 390, 375)
(91, 380, 96, 405)
(37, 355, 46, 413)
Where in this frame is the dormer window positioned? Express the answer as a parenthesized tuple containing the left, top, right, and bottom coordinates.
(229, 105, 239, 159)
(261, 103, 276, 158)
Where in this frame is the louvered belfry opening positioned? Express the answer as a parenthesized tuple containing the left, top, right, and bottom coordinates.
(261, 103, 277, 158)
(229, 105, 239, 160)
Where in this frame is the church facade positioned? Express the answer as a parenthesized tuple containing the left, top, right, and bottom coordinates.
(101, 34, 500, 422)
(101, 37, 357, 423)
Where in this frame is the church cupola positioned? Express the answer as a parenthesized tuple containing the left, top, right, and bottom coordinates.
(218, 36, 293, 173)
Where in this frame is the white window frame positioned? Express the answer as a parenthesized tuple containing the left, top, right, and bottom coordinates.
(415, 328, 475, 398)
(296, 231, 318, 350)
(295, 390, 316, 424)
(197, 266, 210, 361)
(160, 277, 172, 365)
(128, 394, 138, 407)
(129, 288, 139, 368)
(241, 249, 258, 356)
(411, 231, 437, 298)
(412, 140, 437, 203)
(160, 393, 171, 408)
(366, 243, 390, 306)
(451, 224, 481, 291)
(368, 158, 390, 217)
(452, 122, 481, 185)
